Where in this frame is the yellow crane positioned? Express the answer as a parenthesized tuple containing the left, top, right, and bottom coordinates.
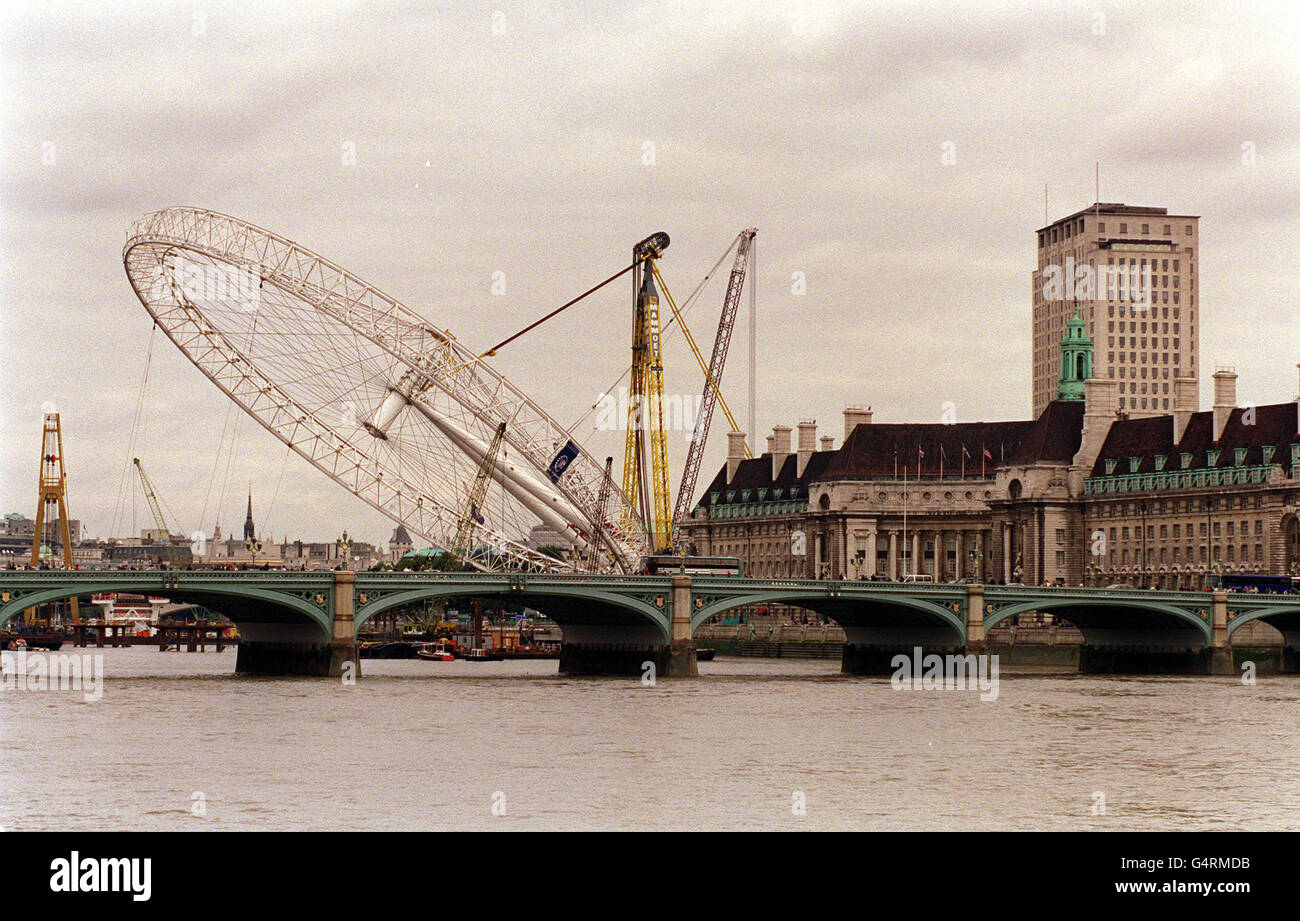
(621, 230, 755, 556)
(28, 412, 79, 623)
(622, 233, 674, 551)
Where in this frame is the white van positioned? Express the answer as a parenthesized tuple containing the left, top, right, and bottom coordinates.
(901, 573, 934, 583)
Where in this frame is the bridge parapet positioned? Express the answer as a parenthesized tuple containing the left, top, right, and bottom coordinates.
(4, 570, 1298, 677)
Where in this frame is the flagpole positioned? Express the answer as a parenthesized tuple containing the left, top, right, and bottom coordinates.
(902, 463, 908, 577)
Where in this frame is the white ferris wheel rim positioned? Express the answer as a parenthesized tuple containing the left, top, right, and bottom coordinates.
(121, 206, 648, 572)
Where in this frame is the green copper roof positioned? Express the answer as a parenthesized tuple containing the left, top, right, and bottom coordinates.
(1057, 310, 1091, 401)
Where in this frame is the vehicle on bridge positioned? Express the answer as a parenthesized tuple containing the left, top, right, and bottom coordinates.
(641, 554, 742, 576)
(1203, 572, 1296, 594)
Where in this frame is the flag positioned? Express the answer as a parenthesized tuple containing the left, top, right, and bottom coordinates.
(982, 447, 992, 461)
(962, 445, 971, 459)
(547, 440, 580, 483)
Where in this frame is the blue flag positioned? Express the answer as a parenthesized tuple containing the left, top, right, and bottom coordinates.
(547, 440, 580, 483)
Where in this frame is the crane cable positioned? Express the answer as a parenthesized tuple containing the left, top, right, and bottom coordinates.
(651, 260, 750, 458)
(568, 235, 740, 434)
(111, 322, 158, 540)
(418, 260, 640, 396)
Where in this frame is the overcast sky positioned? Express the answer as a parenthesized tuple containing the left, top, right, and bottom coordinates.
(1, 0, 1297, 547)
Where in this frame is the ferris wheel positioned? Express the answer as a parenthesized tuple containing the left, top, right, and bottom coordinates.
(121, 207, 649, 572)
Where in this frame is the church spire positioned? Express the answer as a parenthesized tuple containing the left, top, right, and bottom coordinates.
(243, 489, 255, 540)
(1057, 309, 1092, 401)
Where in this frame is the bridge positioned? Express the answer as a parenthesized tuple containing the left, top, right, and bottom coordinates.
(3, 569, 1299, 677)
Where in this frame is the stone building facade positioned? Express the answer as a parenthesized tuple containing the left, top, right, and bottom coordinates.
(682, 327, 1300, 589)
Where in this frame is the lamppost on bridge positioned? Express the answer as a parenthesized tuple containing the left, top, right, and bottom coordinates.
(337, 530, 352, 571)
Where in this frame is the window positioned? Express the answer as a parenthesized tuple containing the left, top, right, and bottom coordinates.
(1185, 225, 1193, 234)
(1141, 223, 1149, 233)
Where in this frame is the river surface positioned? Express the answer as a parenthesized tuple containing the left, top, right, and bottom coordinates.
(2, 648, 1297, 831)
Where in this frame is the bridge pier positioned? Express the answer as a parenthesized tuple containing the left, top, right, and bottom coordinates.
(234, 570, 359, 678)
(664, 574, 698, 678)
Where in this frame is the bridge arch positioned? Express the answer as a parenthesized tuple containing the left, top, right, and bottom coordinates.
(984, 595, 1212, 645)
(692, 587, 966, 645)
(0, 578, 333, 643)
(355, 582, 673, 644)
(1225, 603, 1300, 643)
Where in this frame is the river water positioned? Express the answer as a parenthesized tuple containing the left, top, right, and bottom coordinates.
(1, 648, 1297, 831)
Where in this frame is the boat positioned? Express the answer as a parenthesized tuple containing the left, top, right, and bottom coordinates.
(359, 641, 420, 659)
(696, 647, 716, 662)
(462, 647, 504, 662)
(499, 644, 560, 660)
(415, 640, 457, 662)
(1, 632, 63, 651)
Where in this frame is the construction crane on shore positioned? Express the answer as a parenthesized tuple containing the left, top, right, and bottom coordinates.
(667, 229, 756, 548)
(29, 412, 79, 622)
(621, 229, 756, 554)
(622, 233, 674, 550)
(132, 457, 177, 540)
(452, 421, 507, 562)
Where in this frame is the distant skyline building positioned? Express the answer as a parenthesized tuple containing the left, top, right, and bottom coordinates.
(243, 491, 256, 541)
(1032, 203, 1200, 418)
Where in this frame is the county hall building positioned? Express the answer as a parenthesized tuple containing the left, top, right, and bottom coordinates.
(681, 204, 1300, 589)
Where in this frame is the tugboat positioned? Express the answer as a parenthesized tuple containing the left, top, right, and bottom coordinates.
(462, 646, 504, 662)
(415, 640, 456, 662)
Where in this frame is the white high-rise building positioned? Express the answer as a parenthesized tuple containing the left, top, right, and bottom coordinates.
(1032, 203, 1200, 417)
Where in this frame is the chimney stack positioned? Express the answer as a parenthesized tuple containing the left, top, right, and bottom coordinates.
(843, 405, 873, 440)
(771, 425, 792, 479)
(796, 420, 817, 476)
(726, 430, 747, 480)
(1172, 376, 1198, 444)
(1071, 377, 1118, 471)
(765, 434, 775, 454)
(820, 435, 834, 452)
(1212, 368, 1237, 442)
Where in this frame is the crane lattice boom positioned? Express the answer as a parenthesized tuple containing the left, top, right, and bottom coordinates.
(132, 457, 173, 538)
(670, 229, 756, 545)
(453, 422, 507, 559)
